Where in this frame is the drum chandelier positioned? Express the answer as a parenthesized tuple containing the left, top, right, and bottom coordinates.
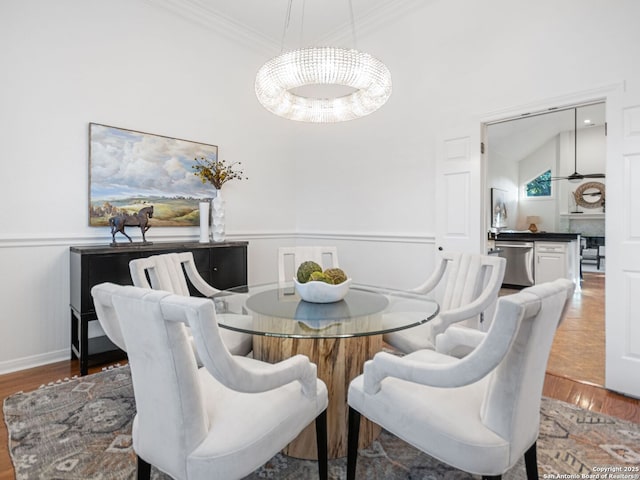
(254, 1, 392, 123)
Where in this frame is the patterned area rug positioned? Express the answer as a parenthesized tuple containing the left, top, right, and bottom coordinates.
(3, 365, 640, 479)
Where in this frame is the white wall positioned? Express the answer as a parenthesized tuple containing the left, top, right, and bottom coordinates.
(557, 126, 607, 215)
(487, 122, 606, 232)
(0, 0, 434, 372)
(291, 0, 639, 238)
(1, 0, 639, 372)
(486, 146, 520, 231)
(0, 0, 299, 371)
(518, 138, 559, 231)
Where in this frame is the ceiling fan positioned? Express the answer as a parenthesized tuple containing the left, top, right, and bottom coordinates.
(551, 107, 605, 182)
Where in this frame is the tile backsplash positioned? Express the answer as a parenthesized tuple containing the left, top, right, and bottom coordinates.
(559, 215, 605, 236)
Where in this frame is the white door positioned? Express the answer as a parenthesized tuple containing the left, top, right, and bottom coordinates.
(434, 120, 483, 255)
(605, 86, 640, 398)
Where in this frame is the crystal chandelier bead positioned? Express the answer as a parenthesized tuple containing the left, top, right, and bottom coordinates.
(255, 47, 392, 123)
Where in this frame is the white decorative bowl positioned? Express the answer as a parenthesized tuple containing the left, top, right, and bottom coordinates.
(294, 278, 352, 303)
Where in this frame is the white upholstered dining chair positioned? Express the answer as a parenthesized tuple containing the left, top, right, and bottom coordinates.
(347, 278, 574, 480)
(383, 252, 506, 356)
(91, 283, 329, 480)
(277, 246, 339, 283)
(129, 252, 253, 356)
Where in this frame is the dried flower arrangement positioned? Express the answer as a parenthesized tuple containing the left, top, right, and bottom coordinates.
(192, 157, 247, 190)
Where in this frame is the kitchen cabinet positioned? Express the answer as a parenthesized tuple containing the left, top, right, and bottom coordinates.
(535, 242, 568, 285)
(70, 241, 248, 375)
(495, 233, 580, 288)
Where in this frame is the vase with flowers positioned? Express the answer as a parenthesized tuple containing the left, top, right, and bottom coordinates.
(193, 157, 247, 242)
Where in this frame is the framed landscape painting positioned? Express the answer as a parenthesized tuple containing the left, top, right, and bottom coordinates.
(89, 123, 218, 227)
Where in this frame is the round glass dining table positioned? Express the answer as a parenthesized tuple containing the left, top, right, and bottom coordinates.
(211, 282, 440, 460)
(213, 282, 440, 339)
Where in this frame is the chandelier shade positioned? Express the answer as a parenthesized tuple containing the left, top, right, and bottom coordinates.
(255, 47, 392, 123)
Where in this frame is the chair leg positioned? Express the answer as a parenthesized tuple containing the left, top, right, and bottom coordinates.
(524, 441, 539, 480)
(481, 442, 537, 480)
(315, 409, 328, 480)
(347, 407, 361, 480)
(137, 455, 151, 480)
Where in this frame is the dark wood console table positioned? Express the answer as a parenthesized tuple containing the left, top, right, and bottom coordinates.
(69, 241, 248, 375)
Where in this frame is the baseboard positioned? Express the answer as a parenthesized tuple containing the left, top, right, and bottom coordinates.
(0, 349, 70, 375)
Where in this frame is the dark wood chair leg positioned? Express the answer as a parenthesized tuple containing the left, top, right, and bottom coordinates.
(524, 441, 539, 480)
(315, 409, 328, 480)
(137, 455, 151, 480)
(347, 407, 361, 480)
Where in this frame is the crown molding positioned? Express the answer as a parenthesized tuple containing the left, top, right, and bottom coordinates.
(141, 0, 430, 56)
(317, 0, 432, 46)
(141, 0, 280, 55)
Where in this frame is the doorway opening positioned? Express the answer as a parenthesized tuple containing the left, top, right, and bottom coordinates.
(484, 100, 606, 387)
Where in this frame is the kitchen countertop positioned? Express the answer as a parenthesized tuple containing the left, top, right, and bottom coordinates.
(495, 232, 580, 242)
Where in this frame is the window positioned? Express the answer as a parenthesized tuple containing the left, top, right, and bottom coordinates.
(525, 169, 552, 197)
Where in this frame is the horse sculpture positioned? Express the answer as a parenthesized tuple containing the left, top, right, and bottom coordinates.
(109, 206, 154, 244)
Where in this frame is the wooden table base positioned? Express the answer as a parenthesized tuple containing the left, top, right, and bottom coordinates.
(253, 334, 382, 459)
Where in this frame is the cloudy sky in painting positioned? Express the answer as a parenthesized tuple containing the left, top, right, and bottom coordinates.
(90, 124, 218, 201)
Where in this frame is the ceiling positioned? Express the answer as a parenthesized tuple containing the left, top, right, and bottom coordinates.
(487, 103, 606, 163)
(145, 0, 425, 52)
(144, 0, 606, 151)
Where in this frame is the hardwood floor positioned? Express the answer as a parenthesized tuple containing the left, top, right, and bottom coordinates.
(500, 272, 607, 387)
(542, 373, 640, 424)
(1, 272, 637, 479)
(540, 273, 639, 419)
(546, 272, 606, 386)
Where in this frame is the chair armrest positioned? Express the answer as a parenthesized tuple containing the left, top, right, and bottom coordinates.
(435, 325, 486, 355)
(91, 282, 128, 352)
(233, 355, 319, 398)
(182, 260, 219, 297)
(183, 299, 318, 398)
(363, 293, 538, 394)
(428, 264, 504, 337)
(409, 257, 448, 294)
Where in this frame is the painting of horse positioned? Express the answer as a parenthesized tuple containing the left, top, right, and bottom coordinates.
(109, 206, 154, 243)
(89, 123, 218, 227)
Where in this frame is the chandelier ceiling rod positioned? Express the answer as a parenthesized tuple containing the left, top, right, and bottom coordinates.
(282, 0, 357, 50)
(279, 0, 293, 52)
(280, 0, 308, 51)
(299, 0, 306, 47)
(347, 0, 357, 49)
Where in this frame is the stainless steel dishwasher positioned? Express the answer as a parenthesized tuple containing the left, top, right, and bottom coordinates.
(495, 240, 535, 288)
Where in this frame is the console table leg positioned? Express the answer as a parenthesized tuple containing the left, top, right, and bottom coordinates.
(80, 317, 89, 376)
(70, 311, 79, 360)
